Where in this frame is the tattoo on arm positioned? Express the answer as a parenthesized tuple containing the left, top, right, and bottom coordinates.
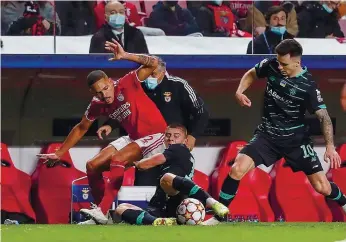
(315, 109, 334, 147)
(136, 55, 156, 66)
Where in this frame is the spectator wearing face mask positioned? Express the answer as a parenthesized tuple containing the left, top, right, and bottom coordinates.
(297, 1, 344, 38)
(89, 0, 148, 54)
(147, 1, 200, 36)
(247, 6, 294, 54)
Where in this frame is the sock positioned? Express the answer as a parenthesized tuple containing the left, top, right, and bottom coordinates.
(87, 170, 105, 205)
(172, 176, 210, 207)
(121, 209, 157, 225)
(219, 175, 240, 207)
(99, 160, 125, 214)
(326, 182, 346, 206)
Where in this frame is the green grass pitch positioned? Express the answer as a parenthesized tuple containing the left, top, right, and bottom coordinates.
(1, 223, 346, 242)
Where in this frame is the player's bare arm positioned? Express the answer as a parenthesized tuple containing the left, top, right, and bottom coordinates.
(235, 67, 257, 107)
(105, 39, 161, 81)
(134, 153, 166, 171)
(315, 109, 342, 168)
(37, 116, 94, 160)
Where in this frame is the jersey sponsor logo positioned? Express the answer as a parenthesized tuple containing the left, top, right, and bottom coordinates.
(267, 87, 293, 104)
(109, 102, 131, 122)
(117, 93, 124, 102)
(316, 89, 323, 102)
(164, 92, 172, 102)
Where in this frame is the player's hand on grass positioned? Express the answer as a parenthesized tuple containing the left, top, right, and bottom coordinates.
(235, 92, 251, 107)
(105, 39, 126, 61)
(97, 125, 112, 140)
(36, 153, 61, 167)
(324, 146, 341, 169)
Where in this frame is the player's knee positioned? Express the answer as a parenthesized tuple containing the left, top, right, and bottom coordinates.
(160, 173, 175, 186)
(311, 179, 331, 196)
(115, 203, 132, 216)
(86, 159, 98, 172)
(230, 157, 254, 180)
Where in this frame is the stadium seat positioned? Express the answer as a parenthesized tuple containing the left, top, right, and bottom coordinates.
(272, 159, 332, 222)
(226, 167, 274, 222)
(210, 141, 247, 198)
(31, 143, 86, 224)
(1, 143, 36, 223)
(192, 169, 209, 192)
(326, 144, 346, 221)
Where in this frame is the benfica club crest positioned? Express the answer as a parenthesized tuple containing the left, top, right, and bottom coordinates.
(82, 187, 89, 200)
(164, 92, 172, 102)
(117, 93, 124, 101)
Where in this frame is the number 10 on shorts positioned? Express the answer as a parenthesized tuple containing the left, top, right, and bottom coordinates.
(300, 144, 315, 158)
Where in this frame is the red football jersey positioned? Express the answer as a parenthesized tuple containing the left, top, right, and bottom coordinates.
(85, 71, 167, 140)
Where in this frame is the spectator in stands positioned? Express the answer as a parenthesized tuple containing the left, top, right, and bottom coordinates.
(2, 1, 61, 35)
(147, 1, 201, 36)
(195, 1, 251, 37)
(247, 6, 294, 54)
(297, 1, 344, 38)
(89, 1, 148, 54)
(55, 1, 96, 36)
(245, 1, 298, 37)
(94, 1, 165, 36)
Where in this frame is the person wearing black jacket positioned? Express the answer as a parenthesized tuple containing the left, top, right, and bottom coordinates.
(247, 6, 294, 54)
(89, 1, 148, 54)
(297, 1, 344, 38)
(97, 60, 209, 186)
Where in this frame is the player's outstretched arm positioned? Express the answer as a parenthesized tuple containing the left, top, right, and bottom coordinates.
(105, 39, 161, 82)
(134, 153, 166, 170)
(315, 109, 341, 168)
(37, 116, 94, 160)
(235, 67, 257, 107)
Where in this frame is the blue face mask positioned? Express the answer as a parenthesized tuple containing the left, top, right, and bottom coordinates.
(108, 14, 125, 29)
(144, 77, 158, 90)
(271, 26, 286, 35)
(322, 4, 333, 13)
(213, 0, 223, 6)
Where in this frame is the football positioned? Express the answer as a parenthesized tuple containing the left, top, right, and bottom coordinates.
(176, 198, 206, 225)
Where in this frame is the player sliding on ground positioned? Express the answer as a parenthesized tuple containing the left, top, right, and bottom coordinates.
(38, 39, 168, 224)
(82, 124, 228, 225)
(203, 39, 346, 225)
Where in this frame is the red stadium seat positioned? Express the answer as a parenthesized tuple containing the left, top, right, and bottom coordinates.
(210, 141, 247, 198)
(31, 143, 86, 224)
(227, 167, 274, 222)
(326, 144, 346, 221)
(193, 169, 209, 192)
(273, 159, 332, 222)
(1, 143, 36, 223)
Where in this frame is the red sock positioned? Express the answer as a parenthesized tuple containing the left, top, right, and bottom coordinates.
(87, 170, 105, 205)
(99, 160, 125, 214)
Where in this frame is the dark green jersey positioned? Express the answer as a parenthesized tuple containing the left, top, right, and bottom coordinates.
(254, 58, 326, 143)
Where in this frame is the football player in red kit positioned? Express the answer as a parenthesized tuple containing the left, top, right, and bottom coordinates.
(38, 39, 167, 224)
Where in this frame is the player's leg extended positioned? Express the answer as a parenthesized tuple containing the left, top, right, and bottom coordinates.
(307, 172, 346, 212)
(218, 153, 255, 207)
(115, 203, 176, 226)
(86, 145, 117, 204)
(81, 142, 143, 224)
(160, 173, 229, 218)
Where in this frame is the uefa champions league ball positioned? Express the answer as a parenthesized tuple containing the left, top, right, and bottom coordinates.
(176, 198, 206, 225)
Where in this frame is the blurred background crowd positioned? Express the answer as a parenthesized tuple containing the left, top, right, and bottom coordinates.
(1, 0, 346, 54)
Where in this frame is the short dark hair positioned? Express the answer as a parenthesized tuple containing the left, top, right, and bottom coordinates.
(275, 39, 303, 57)
(87, 70, 108, 87)
(265, 6, 287, 23)
(166, 123, 188, 137)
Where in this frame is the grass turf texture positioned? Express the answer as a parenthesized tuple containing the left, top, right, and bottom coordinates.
(1, 223, 346, 242)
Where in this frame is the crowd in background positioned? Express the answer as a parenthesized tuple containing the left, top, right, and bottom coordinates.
(1, 1, 346, 54)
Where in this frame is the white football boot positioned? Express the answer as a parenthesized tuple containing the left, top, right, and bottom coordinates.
(201, 216, 221, 226)
(77, 219, 97, 225)
(80, 207, 108, 225)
